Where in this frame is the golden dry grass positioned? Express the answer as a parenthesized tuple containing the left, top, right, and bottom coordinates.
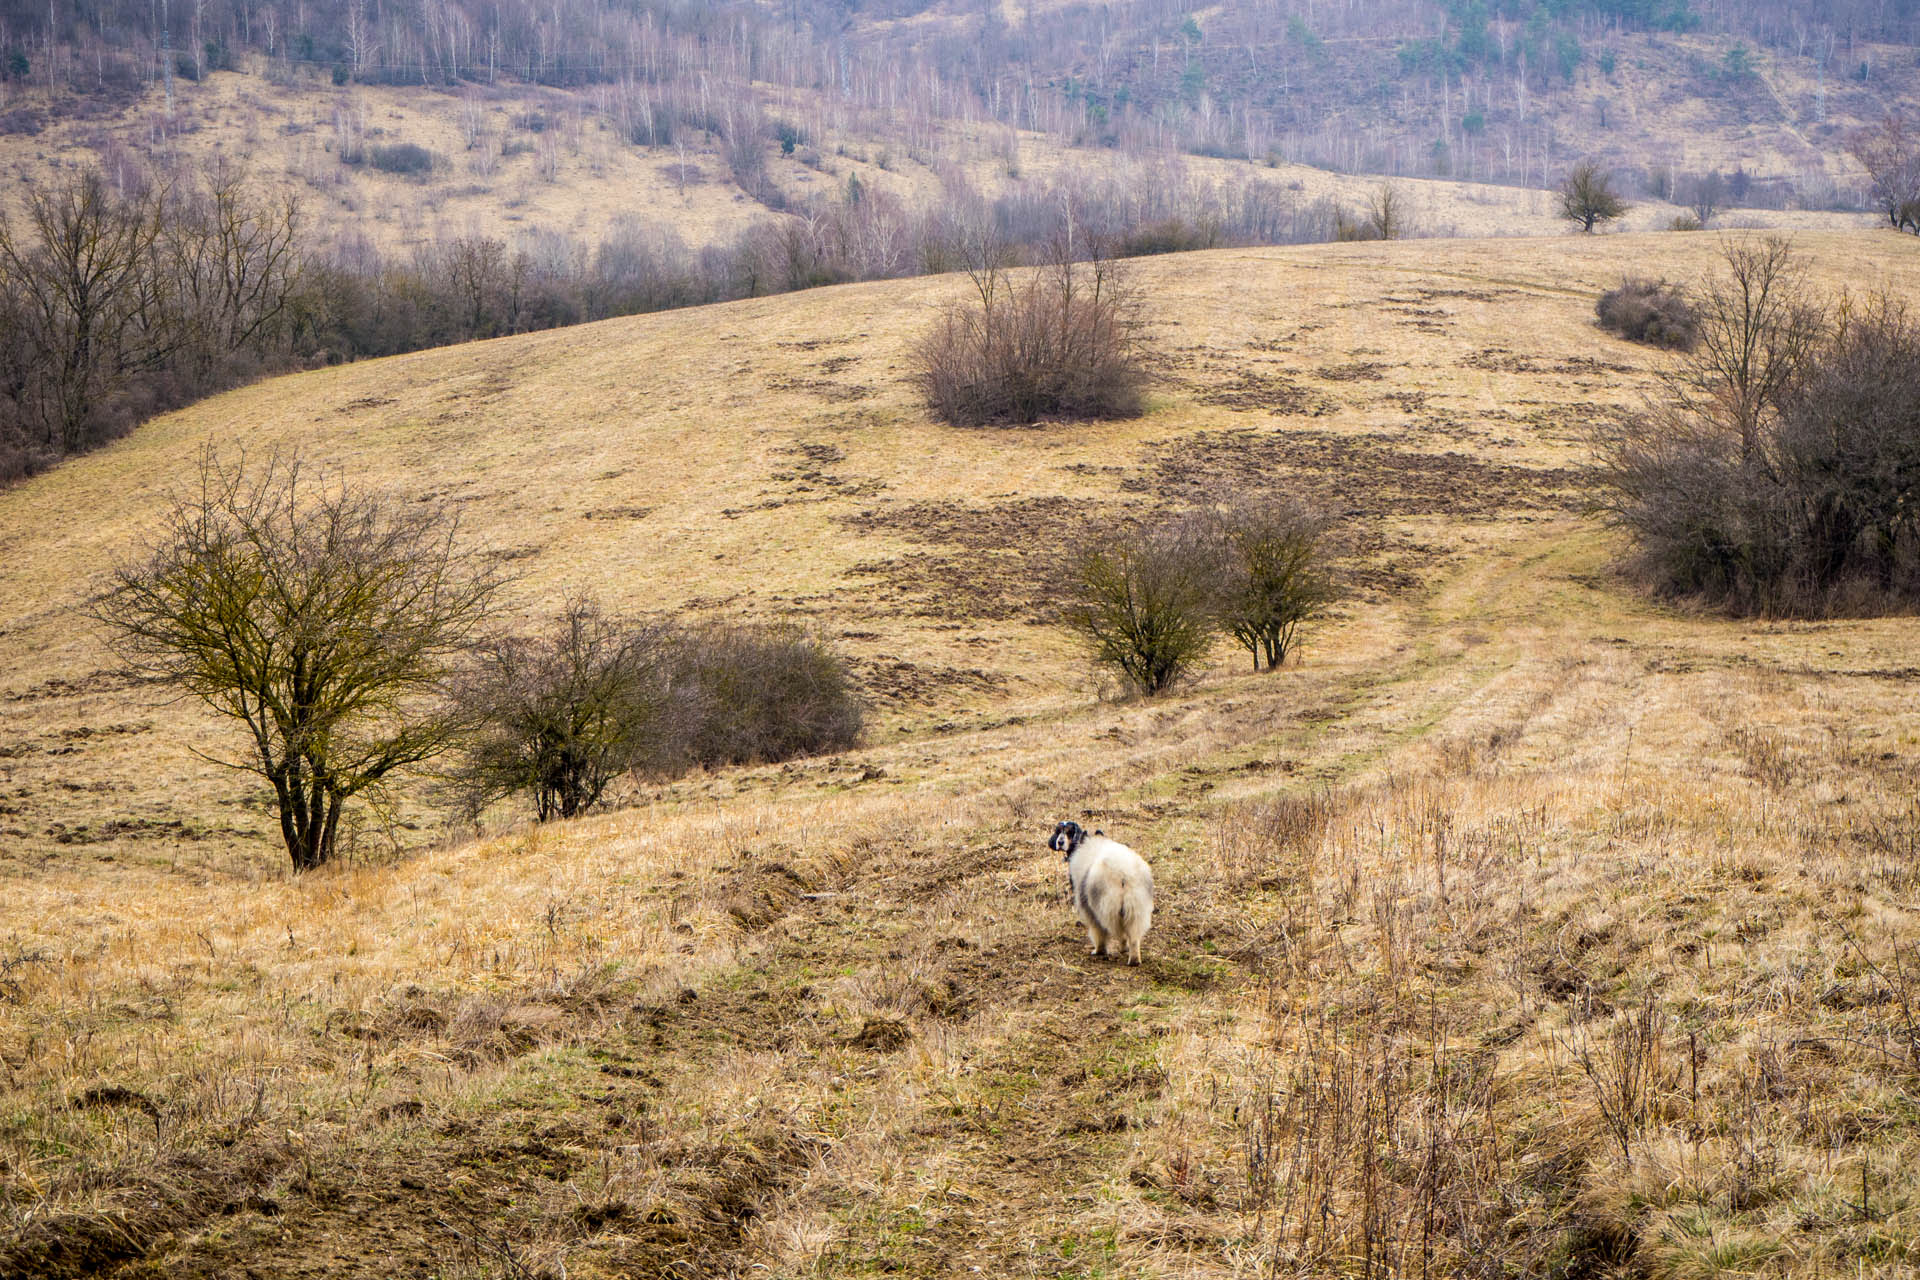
(3, 229, 1920, 1276)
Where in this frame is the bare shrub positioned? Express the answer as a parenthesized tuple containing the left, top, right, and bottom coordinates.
(369, 143, 437, 176)
(1595, 278, 1699, 351)
(1848, 113, 1920, 234)
(1567, 996, 1668, 1157)
(670, 625, 864, 767)
(91, 451, 503, 869)
(1597, 258, 1920, 613)
(1363, 182, 1412, 239)
(914, 246, 1147, 427)
(1064, 518, 1216, 696)
(1682, 236, 1825, 463)
(1771, 298, 1920, 599)
(449, 599, 674, 822)
(1207, 499, 1333, 670)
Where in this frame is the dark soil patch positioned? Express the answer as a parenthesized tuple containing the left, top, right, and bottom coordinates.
(1465, 348, 1636, 376)
(766, 375, 875, 402)
(2, 670, 154, 703)
(848, 1016, 914, 1051)
(839, 497, 1122, 623)
(721, 861, 813, 932)
(1144, 429, 1585, 520)
(858, 658, 1007, 707)
(1191, 369, 1331, 414)
(1315, 361, 1389, 382)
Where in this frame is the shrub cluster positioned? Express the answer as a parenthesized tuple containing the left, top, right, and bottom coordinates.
(368, 142, 437, 175)
(451, 608, 863, 821)
(1596, 278, 1700, 350)
(1065, 501, 1334, 695)
(916, 255, 1148, 426)
(1599, 285, 1920, 615)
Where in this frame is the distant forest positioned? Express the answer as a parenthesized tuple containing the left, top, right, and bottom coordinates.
(2, 0, 1915, 186)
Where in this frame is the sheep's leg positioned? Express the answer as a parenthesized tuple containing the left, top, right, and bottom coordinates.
(1086, 923, 1109, 957)
(1126, 936, 1142, 966)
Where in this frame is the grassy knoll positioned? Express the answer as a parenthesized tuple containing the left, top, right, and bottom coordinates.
(2, 231, 1918, 1277)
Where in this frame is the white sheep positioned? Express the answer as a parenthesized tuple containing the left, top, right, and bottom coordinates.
(1049, 820, 1154, 965)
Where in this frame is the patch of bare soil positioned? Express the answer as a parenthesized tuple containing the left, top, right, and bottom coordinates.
(1142, 428, 1586, 520)
(839, 497, 1119, 623)
(1315, 361, 1389, 382)
(766, 374, 876, 402)
(857, 657, 1007, 707)
(1190, 369, 1333, 414)
(1465, 347, 1638, 376)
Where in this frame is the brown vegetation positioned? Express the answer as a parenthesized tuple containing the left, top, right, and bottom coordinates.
(1597, 239, 1920, 613)
(916, 247, 1148, 427)
(1596, 278, 1701, 350)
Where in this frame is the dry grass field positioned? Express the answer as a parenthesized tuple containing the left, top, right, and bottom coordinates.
(3, 229, 1920, 1277)
(0, 69, 1878, 258)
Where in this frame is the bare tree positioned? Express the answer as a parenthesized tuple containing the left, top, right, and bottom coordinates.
(1208, 499, 1334, 671)
(0, 170, 161, 453)
(1848, 114, 1920, 234)
(1559, 160, 1629, 233)
(1679, 236, 1825, 464)
(451, 599, 673, 822)
(1686, 169, 1725, 226)
(92, 452, 503, 870)
(1064, 518, 1216, 696)
(1364, 182, 1411, 240)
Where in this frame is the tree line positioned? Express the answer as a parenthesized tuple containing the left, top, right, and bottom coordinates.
(3, 0, 1910, 197)
(0, 157, 1363, 482)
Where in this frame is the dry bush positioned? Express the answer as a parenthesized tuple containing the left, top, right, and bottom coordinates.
(914, 250, 1147, 427)
(1062, 518, 1216, 696)
(1596, 278, 1700, 351)
(368, 142, 437, 175)
(1599, 291, 1920, 614)
(1334, 183, 1412, 241)
(1207, 498, 1334, 670)
(449, 599, 676, 823)
(670, 625, 864, 767)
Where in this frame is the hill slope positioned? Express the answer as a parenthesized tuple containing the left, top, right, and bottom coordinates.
(4, 231, 1920, 1277)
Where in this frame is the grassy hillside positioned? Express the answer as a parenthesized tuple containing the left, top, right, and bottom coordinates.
(3, 229, 1920, 1276)
(0, 70, 1878, 259)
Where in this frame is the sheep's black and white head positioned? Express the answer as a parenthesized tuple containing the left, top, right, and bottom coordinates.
(1049, 820, 1085, 857)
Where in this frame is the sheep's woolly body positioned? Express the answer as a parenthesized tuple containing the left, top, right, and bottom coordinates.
(1051, 822, 1155, 965)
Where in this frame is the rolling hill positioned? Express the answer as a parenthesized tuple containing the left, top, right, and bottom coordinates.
(3, 229, 1920, 1276)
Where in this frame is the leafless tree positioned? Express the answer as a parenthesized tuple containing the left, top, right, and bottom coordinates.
(1065, 518, 1217, 696)
(0, 170, 162, 453)
(1207, 499, 1334, 671)
(1686, 169, 1725, 226)
(450, 599, 674, 822)
(1365, 183, 1411, 240)
(92, 452, 504, 869)
(1679, 236, 1826, 464)
(1559, 160, 1629, 233)
(1849, 114, 1920, 233)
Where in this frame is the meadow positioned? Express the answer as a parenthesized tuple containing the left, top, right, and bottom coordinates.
(2, 230, 1919, 1277)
